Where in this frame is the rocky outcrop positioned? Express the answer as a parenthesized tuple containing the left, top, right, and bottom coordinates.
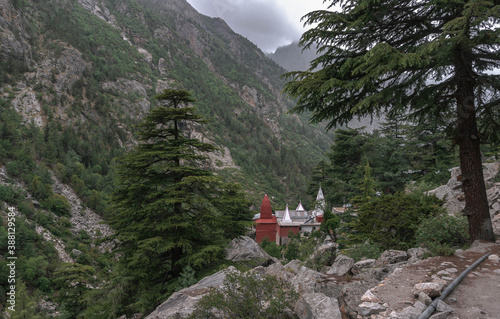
(145, 266, 238, 319)
(225, 236, 276, 266)
(428, 162, 500, 236)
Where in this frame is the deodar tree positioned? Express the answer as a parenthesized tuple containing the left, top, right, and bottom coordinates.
(109, 89, 252, 311)
(284, 0, 500, 242)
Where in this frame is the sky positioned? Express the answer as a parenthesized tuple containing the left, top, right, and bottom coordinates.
(185, 0, 332, 53)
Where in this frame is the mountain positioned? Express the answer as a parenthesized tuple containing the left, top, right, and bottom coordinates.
(267, 41, 318, 72)
(0, 0, 334, 208)
(268, 41, 385, 133)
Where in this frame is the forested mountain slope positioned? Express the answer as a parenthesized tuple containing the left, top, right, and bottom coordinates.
(0, 0, 333, 208)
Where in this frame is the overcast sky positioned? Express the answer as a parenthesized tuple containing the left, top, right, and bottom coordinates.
(185, 0, 331, 53)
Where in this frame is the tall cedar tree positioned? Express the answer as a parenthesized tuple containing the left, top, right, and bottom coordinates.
(284, 0, 500, 241)
(109, 89, 252, 307)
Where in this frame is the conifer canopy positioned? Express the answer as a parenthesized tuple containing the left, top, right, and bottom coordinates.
(108, 89, 253, 308)
(284, 0, 499, 242)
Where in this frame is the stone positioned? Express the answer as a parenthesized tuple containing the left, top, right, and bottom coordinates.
(429, 311, 453, 319)
(351, 259, 376, 275)
(418, 291, 432, 306)
(487, 254, 500, 262)
(436, 300, 455, 313)
(327, 254, 355, 276)
(407, 247, 429, 261)
(225, 236, 275, 266)
(412, 282, 444, 298)
(71, 249, 83, 257)
(396, 301, 426, 319)
(308, 242, 337, 268)
(358, 302, 387, 316)
(145, 266, 237, 319)
(361, 290, 381, 303)
(295, 293, 342, 319)
(376, 250, 409, 267)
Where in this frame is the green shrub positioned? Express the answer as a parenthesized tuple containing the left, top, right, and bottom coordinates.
(45, 194, 71, 216)
(188, 271, 298, 319)
(260, 237, 282, 259)
(0, 184, 22, 205)
(175, 264, 198, 291)
(345, 240, 382, 262)
(415, 213, 469, 256)
(351, 193, 445, 250)
(36, 276, 53, 293)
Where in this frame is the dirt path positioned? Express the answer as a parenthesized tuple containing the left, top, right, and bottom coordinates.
(370, 241, 500, 319)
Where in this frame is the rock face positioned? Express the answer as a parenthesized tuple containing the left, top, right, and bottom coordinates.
(145, 266, 238, 319)
(225, 236, 276, 266)
(375, 250, 409, 267)
(327, 254, 355, 276)
(428, 162, 500, 236)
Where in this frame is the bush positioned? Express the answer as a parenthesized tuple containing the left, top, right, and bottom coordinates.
(45, 194, 71, 216)
(188, 271, 298, 319)
(415, 213, 469, 256)
(260, 237, 282, 259)
(345, 240, 382, 262)
(351, 193, 445, 250)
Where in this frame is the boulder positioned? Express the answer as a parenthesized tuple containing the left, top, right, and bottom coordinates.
(225, 236, 276, 266)
(327, 254, 355, 276)
(295, 293, 342, 319)
(360, 290, 381, 303)
(351, 259, 376, 275)
(376, 250, 409, 267)
(395, 301, 426, 319)
(407, 247, 429, 261)
(412, 282, 444, 298)
(418, 291, 432, 306)
(307, 242, 337, 269)
(145, 266, 237, 319)
(358, 302, 387, 316)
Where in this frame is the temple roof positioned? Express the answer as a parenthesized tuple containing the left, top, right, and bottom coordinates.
(283, 204, 292, 223)
(260, 194, 273, 219)
(296, 200, 306, 212)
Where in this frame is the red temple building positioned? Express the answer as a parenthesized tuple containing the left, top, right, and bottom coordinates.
(254, 194, 278, 243)
(254, 188, 327, 245)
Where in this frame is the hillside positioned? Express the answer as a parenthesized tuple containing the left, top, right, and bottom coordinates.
(0, 0, 333, 209)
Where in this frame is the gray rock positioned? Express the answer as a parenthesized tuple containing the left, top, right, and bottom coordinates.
(418, 291, 432, 306)
(358, 302, 387, 316)
(307, 242, 337, 268)
(397, 301, 426, 319)
(429, 311, 453, 319)
(376, 250, 409, 267)
(327, 254, 355, 276)
(295, 293, 342, 319)
(145, 266, 237, 319)
(407, 247, 430, 261)
(71, 249, 83, 257)
(412, 282, 444, 298)
(436, 300, 455, 313)
(351, 259, 376, 275)
(225, 236, 275, 266)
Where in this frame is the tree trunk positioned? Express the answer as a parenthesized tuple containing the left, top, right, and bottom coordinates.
(455, 50, 495, 242)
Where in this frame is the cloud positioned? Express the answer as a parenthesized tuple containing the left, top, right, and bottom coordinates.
(187, 0, 304, 53)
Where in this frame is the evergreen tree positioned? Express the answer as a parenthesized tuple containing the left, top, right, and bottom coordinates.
(350, 156, 377, 207)
(108, 89, 253, 312)
(284, 0, 499, 241)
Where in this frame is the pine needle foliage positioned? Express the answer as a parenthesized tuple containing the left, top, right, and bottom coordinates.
(283, 0, 500, 241)
(108, 89, 253, 312)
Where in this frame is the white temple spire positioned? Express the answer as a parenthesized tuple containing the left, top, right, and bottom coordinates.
(283, 204, 292, 223)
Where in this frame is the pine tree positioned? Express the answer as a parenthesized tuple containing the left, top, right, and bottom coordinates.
(108, 89, 253, 311)
(284, 0, 499, 241)
(350, 156, 377, 207)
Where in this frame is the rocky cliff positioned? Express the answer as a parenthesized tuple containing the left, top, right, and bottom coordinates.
(0, 0, 333, 207)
